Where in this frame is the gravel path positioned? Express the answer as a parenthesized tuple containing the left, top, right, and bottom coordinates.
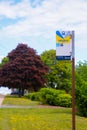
(0, 94, 5, 106)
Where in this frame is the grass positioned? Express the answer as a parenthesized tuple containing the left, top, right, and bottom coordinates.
(2, 95, 39, 106)
(0, 95, 87, 130)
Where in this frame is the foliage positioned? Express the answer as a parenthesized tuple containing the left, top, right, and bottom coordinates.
(25, 92, 40, 101)
(76, 61, 87, 82)
(54, 94, 72, 107)
(40, 49, 56, 66)
(39, 88, 64, 105)
(76, 82, 87, 117)
(30, 88, 72, 107)
(75, 61, 87, 117)
(75, 71, 84, 88)
(0, 57, 9, 67)
(41, 50, 72, 93)
(54, 62, 72, 92)
(0, 44, 49, 95)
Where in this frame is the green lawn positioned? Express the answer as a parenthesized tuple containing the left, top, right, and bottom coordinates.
(2, 95, 39, 106)
(0, 95, 87, 130)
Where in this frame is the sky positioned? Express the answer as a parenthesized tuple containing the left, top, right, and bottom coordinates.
(0, 87, 11, 95)
(0, 0, 87, 64)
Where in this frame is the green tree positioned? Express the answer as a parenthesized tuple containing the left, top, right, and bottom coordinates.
(41, 50, 72, 93)
(75, 61, 87, 116)
(76, 61, 87, 82)
(0, 57, 9, 68)
(40, 50, 56, 66)
(76, 82, 87, 117)
(55, 61, 72, 92)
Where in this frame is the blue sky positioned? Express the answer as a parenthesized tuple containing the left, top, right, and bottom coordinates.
(0, 0, 87, 64)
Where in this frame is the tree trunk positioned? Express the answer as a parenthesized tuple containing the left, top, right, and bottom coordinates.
(18, 88, 21, 97)
(21, 88, 24, 96)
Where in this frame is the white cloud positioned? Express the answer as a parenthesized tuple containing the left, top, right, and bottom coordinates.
(0, 0, 32, 19)
(0, 0, 87, 61)
(0, 55, 4, 63)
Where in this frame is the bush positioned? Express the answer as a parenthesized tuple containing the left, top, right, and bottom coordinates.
(25, 88, 72, 108)
(39, 88, 71, 107)
(45, 94, 54, 105)
(39, 88, 65, 104)
(54, 94, 72, 107)
(76, 82, 87, 117)
(25, 92, 40, 101)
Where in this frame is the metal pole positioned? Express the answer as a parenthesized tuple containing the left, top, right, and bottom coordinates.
(72, 31, 75, 130)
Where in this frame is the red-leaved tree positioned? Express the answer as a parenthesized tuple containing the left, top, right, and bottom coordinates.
(0, 43, 49, 95)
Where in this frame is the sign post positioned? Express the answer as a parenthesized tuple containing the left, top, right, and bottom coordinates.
(56, 31, 75, 130)
(72, 31, 75, 130)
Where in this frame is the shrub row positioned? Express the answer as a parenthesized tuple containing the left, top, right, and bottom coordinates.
(25, 92, 40, 101)
(39, 88, 72, 107)
(76, 82, 87, 117)
(25, 88, 72, 107)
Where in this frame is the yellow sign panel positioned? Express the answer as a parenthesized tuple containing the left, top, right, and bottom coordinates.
(56, 35, 71, 44)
